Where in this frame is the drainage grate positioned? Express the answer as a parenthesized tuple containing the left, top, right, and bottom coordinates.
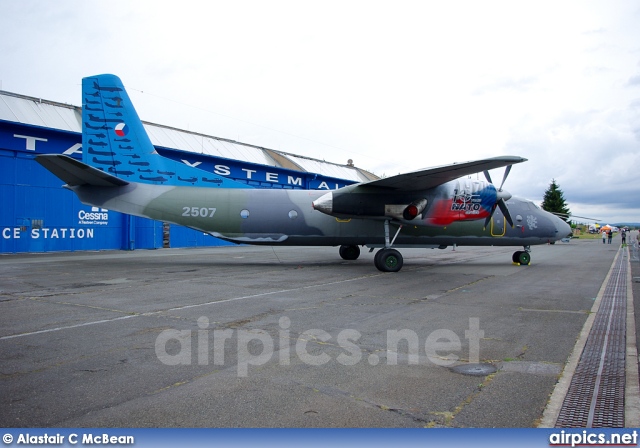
(555, 249, 627, 427)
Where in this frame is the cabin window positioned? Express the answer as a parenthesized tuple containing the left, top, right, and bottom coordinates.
(240, 209, 250, 219)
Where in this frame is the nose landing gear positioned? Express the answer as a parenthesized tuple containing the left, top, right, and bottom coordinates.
(512, 246, 531, 265)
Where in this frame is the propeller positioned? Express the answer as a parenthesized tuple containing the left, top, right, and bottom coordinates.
(483, 166, 514, 229)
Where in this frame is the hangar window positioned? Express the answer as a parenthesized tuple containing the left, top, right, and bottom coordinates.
(240, 209, 250, 219)
(288, 210, 298, 219)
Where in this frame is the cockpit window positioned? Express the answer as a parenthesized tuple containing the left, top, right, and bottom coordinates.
(527, 202, 540, 210)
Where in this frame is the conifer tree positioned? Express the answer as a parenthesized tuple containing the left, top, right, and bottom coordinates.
(541, 179, 571, 222)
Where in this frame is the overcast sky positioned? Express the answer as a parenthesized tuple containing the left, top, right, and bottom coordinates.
(2, 1, 639, 223)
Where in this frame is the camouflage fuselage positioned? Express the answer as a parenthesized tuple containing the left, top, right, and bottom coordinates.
(70, 182, 570, 248)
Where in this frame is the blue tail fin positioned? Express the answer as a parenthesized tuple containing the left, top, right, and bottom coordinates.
(82, 74, 248, 188)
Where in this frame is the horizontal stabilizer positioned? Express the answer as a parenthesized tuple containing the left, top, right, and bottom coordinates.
(363, 156, 527, 191)
(36, 154, 129, 187)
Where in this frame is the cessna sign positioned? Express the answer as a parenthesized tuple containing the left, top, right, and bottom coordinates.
(78, 207, 109, 225)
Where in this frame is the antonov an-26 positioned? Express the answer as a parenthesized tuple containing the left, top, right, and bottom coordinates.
(36, 74, 572, 272)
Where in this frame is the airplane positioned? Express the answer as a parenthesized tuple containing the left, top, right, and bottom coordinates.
(36, 74, 572, 272)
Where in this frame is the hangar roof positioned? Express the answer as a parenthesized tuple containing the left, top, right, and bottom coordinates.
(0, 90, 378, 183)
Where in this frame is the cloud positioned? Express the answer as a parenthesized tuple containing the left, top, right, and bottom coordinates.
(628, 75, 640, 86)
(504, 103, 640, 222)
(473, 76, 539, 96)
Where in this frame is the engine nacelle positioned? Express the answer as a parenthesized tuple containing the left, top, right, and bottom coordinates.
(402, 198, 428, 220)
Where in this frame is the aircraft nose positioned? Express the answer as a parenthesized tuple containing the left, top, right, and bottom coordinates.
(554, 216, 572, 239)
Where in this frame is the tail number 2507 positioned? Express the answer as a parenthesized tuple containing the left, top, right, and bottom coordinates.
(182, 207, 217, 218)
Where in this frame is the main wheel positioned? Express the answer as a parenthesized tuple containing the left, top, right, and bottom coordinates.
(374, 248, 403, 272)
(374, 248, 385, 267)
(339, 245, 361, 260)
(517, 251, 531, 265)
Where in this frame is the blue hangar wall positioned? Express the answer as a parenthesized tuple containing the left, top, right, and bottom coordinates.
(0, 120, 356, 253)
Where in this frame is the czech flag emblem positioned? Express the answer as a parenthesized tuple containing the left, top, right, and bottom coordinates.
(115, 122, 129, 137)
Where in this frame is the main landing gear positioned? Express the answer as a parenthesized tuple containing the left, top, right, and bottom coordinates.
(374, 248, 403, 272)
(512, 246, 531, 265)
(338, 220, 406, 272)
(339, 244, 360, 260)
(339, 244, 404, 272)
(366, 220, 405, 272)
(374, 220, 405, 272)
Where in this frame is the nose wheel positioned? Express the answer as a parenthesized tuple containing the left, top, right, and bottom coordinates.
(512, 248, 531, 265)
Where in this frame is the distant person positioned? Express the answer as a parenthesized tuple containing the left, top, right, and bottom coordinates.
(621, 229, 627, 246)
(608, 229, 613, 244)
(602, 230, 607, 244)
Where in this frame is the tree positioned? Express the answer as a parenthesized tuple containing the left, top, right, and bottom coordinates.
(541, 179, 571, 223)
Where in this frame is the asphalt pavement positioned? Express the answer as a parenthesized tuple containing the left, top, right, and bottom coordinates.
(0, 237, 628, 427)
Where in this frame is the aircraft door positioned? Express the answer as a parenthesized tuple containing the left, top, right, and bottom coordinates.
(490, 214, 506, 237)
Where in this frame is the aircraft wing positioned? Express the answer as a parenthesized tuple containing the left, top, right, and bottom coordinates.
(362, 156, 527, 191)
